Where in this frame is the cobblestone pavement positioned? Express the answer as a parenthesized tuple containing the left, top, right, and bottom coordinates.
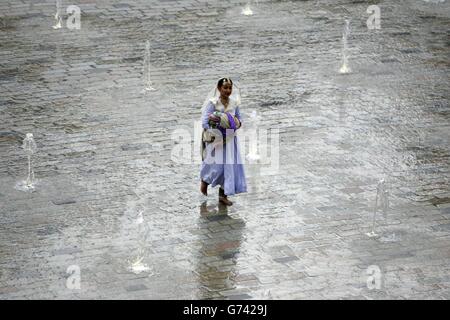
(1, 0, 450, 299)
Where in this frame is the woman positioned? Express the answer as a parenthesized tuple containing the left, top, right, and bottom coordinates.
(200, 77, 247, 205)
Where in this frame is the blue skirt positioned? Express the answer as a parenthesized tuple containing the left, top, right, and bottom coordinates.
(200, 135, 247, 196)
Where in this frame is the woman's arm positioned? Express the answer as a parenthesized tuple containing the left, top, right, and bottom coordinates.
(235, 106, 242, 129)
(202, 102, 216, 129)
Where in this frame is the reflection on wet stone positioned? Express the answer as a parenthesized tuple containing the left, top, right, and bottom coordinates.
(0, 0, 449, 300)
(195, 202, 246, 299)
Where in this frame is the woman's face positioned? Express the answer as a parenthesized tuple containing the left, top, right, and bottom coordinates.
(218, 83, 232, 98)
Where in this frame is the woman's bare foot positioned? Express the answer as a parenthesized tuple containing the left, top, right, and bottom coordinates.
(218, 187, 232, 205)
(200, 180, 208, 196)
(219, 196, 233, 206)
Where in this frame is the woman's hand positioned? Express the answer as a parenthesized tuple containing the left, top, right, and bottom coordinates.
(235, 117, 241, 129)
(208, 113, 221, 122)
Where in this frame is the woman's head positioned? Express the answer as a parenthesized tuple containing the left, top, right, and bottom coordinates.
(217, 77, 233, 98)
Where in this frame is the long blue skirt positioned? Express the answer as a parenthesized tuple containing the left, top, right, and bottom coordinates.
(200, 135, 247, 196)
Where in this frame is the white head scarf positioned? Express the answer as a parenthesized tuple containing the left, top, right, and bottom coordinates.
(201, 78, 241, 116)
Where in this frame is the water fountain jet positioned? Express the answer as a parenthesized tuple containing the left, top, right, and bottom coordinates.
(52, 0, 62, 29)
(246, 110, 261, 161)
(125, 201, 154, 275)
(339, 19, 351, 74)
(366, 178, 389, 237)
(143, 40, 156, 92)
(242, 2, 253, 16)
(15, 133, 38, 192)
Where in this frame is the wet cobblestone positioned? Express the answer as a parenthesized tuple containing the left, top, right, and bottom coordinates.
(1, 0, 450, 299)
